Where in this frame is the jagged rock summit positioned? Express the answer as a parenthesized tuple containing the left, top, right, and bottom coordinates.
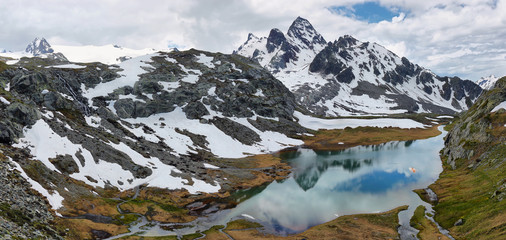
(476, 75, 499, 90)
(235, 16, 327, 72)
(24, 37, 68, 62)
(236, 17, 482, 117)
(25, 37, 54, 56)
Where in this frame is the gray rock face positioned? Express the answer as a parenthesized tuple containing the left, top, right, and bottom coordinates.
(7, 102, 41, 126)
(184, 101, 209, 119)
(119, 50, 298, 121)
(211, 117, 261, 146)
(0, 156, 63, 239)
(442, 77, 505, 169)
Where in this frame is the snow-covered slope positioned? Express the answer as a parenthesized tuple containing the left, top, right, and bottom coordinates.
(476, 75, 499, 90)
(52, 44, 157, 64)
(1, 43, 443, 217)
(236, 18, 482, 117)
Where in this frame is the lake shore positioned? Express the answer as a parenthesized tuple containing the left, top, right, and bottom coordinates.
(55, 123, 447, 239)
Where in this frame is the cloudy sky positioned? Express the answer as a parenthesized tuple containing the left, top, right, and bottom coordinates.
(1, 0, 505, 80)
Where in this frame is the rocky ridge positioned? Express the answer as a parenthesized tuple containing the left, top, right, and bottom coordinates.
(236, 18, 482, 117)
(432, 76, 506, 238)
(443, 76, 505, 170)
(0, 47, 310, 225)
(0, 149, 63, 239)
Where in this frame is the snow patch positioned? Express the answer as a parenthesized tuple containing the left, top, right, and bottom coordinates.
(294, 111, 425, 130)
(0, 96, 10, 105)
(203, 163, 220, 169)
(46, 64, 86, 69)
(492, 101, 506, 112)
(196, 54, 215, 68)
(85, 115, 101, 128)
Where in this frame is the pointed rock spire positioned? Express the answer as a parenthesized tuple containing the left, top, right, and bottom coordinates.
(25, 37, 54, 56)
(287, 16, 326, 50)
(266, 28, 286, 53)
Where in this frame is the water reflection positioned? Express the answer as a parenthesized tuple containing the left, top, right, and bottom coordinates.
(114, 131, 445, 238)
(286, 141, 413, 191)
(222, 134, 444, 235)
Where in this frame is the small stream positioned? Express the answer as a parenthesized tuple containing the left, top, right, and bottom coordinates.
(106, 126, 453, 239)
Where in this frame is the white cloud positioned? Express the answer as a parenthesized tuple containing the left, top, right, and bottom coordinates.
(0, 0, 505, 80)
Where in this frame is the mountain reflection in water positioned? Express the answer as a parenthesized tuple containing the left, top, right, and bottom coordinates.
(221, 134, 444, 235)
(283, 141, 410, 191)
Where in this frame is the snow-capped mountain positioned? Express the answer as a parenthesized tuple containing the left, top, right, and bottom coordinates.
(235, 17, 326, 73)
(0, 37, 68, 62)
(476, 75, 499, 90)
(0, 37, 157, 65)
(236, 18, 482, 117)
(25, 37, 54, 56)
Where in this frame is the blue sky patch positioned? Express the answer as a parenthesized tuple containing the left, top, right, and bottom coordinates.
(330, 2, 401, 23)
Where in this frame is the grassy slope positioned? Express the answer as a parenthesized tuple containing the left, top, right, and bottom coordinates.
(429, 77, 506, 239)
(302, 125, 442, 151)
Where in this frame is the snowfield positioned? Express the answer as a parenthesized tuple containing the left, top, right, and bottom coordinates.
(52, 44, 157, 64)
(294, 111, 426, 130)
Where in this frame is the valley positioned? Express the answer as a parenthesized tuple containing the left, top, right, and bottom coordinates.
(0, 16, 504, 240)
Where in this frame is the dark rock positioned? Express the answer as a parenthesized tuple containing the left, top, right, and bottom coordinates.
(49, 154, 79, 174)
(11, 73, 47, 95)
(287, 17, 326, 49)
(7, 102, 41, 126)
(114, 98, 135, 118)
(351, 81, 387, 99)
(43, 91, 73, 110)
(0, 121, 20, 144)
(248, 117, 308, 137)
(183, 101, 209, 119)
(266, 29, 286, 53)
(211, 117, 260, 145)
(91, 229, 112, 239)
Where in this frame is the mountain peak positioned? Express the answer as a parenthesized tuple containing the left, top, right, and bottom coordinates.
(476, 74, 499, 90)
(25, 37, 54, 56)
(266, 28, 286, 53)
(287, 17, 326, 50)
(335, 35, 359, 48)
(247, 33, 258, 41)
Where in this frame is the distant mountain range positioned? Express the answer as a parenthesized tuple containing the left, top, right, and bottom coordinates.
(475, 75, 499, 90)
(236, 17, 482, 116)
(2, 37, 157, 64)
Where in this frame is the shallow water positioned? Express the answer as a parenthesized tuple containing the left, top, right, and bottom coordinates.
(109, 128, 446, 238)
